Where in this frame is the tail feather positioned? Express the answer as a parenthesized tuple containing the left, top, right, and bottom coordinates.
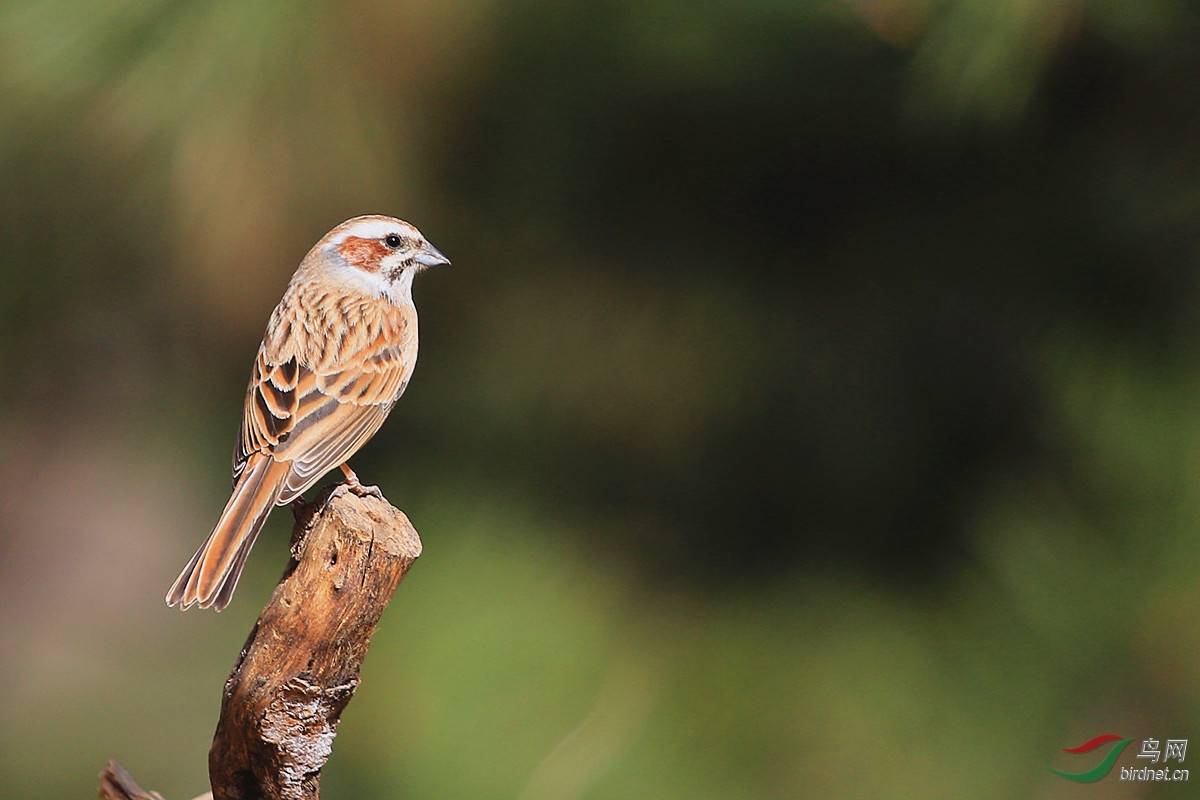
(166, 455, 291, 610)
(208, 502, 274, 611)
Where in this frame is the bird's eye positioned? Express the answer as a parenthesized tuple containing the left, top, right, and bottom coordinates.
(384, 233, 403, 249)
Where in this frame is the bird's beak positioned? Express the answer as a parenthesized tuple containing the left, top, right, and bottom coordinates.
(414, 242, 451, 268)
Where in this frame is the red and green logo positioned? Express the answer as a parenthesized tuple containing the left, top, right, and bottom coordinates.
(1046, 734, 1134, 783)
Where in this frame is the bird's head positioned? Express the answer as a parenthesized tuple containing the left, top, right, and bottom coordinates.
(315, 215, 449, 302)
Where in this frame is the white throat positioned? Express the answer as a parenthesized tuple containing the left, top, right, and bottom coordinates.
(385, 268, 417, 307)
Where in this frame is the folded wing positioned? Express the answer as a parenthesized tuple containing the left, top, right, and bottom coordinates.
(235, 319, 415, 503)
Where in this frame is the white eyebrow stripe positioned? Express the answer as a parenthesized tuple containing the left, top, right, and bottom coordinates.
(327, 217, 421, 247)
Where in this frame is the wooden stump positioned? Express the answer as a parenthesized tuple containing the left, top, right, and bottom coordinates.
(210, 485, 422, 800)
(103, 484, 422, 800)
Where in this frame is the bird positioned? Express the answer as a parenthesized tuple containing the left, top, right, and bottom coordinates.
(166, 215, 449, 611)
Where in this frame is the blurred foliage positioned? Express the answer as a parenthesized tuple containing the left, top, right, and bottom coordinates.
(2, 0, 1200, 797)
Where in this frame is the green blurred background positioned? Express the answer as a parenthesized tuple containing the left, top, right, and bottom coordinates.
(1, 0, 1198, 797)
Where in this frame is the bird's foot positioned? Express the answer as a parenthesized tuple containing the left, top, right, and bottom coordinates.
(338, 464, 383, 499)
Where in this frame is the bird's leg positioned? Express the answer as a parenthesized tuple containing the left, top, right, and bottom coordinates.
(339, 463, 383, 498)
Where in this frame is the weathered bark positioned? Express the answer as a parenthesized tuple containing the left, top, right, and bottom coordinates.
(100, 485, 420, 799)
(205, 484, 423, 800)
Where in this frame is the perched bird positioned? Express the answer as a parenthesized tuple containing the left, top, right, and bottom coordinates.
(167, 215, 449, 610)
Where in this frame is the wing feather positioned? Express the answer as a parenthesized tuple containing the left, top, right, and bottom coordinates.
(234, 352, 300, 481)
(232, 296, 415, 501)
(277, 403, 390, 503)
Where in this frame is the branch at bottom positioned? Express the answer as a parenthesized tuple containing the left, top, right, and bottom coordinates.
(208, 484, 422, 800)
(102, 484, 421, 800)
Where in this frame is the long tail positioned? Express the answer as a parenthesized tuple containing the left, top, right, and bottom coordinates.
(166, 455, 292, 611)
